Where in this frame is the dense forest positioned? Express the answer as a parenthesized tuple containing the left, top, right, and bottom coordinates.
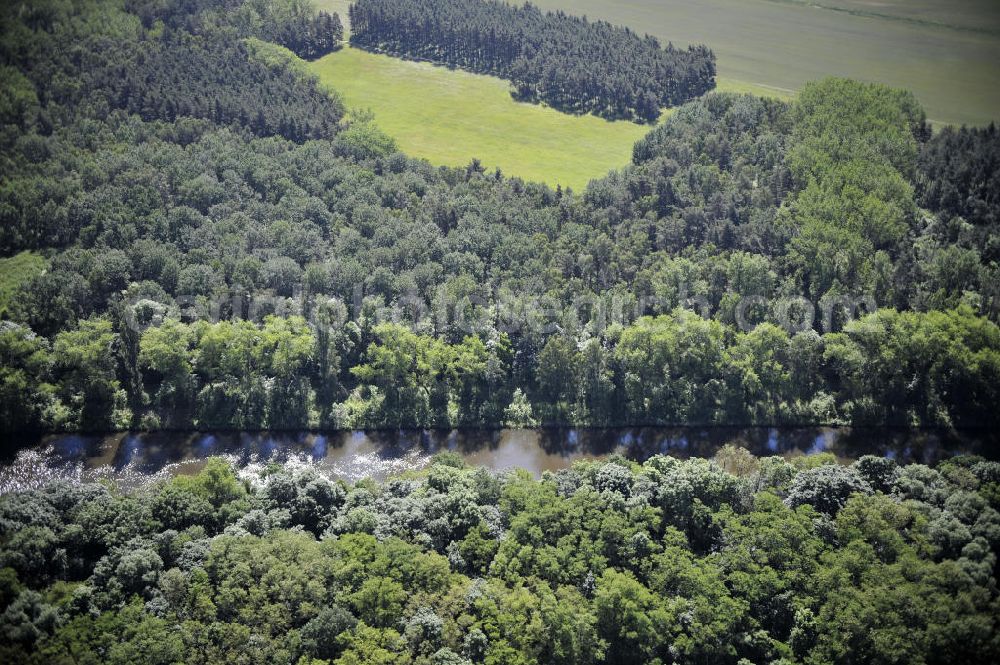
(348, 0, 716, 122)
(0, 0, 999, 436)
(0, 0, 344, 145)
(2, 1, 1000, 663)
(1, 451, 999, 664)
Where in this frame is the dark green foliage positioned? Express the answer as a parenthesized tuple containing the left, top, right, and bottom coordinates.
(301, 604, 358, 660)
(785, 464, 872, 515)
(0, 3, 996, 661)
(918, 124, 1000, 229)
(0, 0, 344, 150)
(0, 2, 997, 435)
(128, 0, 344, 60)
(1, 453, 998, 663)
(853, 455, 899, 494)
(92, 34, 343, 141)
(917, 124, 1000, 271)
(349, 0, 715, 122)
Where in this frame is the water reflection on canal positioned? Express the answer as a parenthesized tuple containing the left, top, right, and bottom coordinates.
(0, 427, 996, 494)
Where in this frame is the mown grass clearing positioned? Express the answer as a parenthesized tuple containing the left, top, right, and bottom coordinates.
(308, 46, 657, 190)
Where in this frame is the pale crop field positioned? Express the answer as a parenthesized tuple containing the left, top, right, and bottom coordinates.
(531, 0, 1000, 127)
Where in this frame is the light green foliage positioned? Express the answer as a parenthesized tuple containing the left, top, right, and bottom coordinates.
(783, 78, 923, 302)
(257, 315, 315, 377)
(52, 317, 126, 430)
(0, 322, 53, 431)
(613, 310, 728, 424)
(503, 388, 537, 428)
(824, 306, 1000, 428)
(727, 323, 793, 422)
(140, 318, 196, 427)
(351, 324, 511, 428)
(173, 458, 247, 510)
(136, 316, 318, 429)
(0, 2, 996, 659)
(351, 323, 453, 427)
(245, 37, 319, 80)
(23, 298, 1000, 432)
(594, 569, 672, 665)
(335, 120, 399, 161)
(789, 78, 924, 181)
(335, 622, 410, 664)
(0, 251, 46, 318)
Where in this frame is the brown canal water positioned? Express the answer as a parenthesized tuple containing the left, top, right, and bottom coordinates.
(0, 427, 996, 495)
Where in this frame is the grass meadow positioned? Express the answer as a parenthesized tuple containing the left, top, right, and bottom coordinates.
(309, 0, 796, 189)
(307, 0, 997, 188)
(308, 46, 656, 190)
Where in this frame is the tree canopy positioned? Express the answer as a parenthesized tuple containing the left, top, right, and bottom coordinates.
(0, 0, 997, 434)
(2, 452, 999, 663)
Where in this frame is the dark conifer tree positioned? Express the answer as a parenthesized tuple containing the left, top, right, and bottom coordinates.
(349, 0, 716, 122)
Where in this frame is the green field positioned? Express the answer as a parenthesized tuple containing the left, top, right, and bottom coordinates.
(532, 0, 1000, 127)
(309, 46, 655, 190)
(716, 77, 795, 102)
(307, 0, 996, 188)
(308, 1, 790, 189)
